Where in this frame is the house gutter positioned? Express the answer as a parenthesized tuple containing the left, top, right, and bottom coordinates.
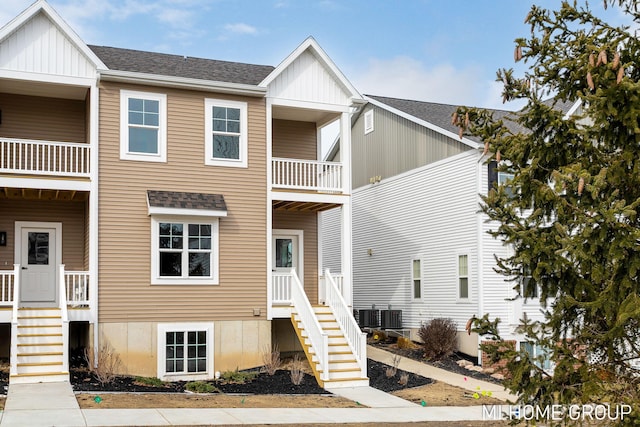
(98, 70, 267, 97)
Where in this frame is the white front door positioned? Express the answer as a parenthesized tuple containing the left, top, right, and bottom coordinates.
(273, 230, 303, 284)
(20, 227, 58, 306)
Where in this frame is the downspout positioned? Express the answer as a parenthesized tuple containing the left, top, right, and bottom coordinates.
(266, 97, 273, 321)
(476, 150, 488, 364)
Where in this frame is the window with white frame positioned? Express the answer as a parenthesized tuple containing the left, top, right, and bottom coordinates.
(120, 90, 167, 162)
(520, 341, 553, 372)
(364, 109, 374, 134)
(205, 99, 248, 167)
(458, 254, 469, 299)
(158, 323, 213, 380)
(151, 217, 219, 285)
(412, 259, 421, 299)
(498, 171, 515, 197)
(521, 267, 538, 298)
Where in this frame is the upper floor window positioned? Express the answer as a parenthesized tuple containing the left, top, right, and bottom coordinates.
(205, 99, 248, 168)
(120, 90, 167, 162)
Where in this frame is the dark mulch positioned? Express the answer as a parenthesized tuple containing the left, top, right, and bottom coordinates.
(69, 358, 432, 395)
(370, 341, 502, 385)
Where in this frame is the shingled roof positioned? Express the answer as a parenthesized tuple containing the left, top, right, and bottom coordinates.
(89, 45, 274, 85)
(147, 190, 227, 214)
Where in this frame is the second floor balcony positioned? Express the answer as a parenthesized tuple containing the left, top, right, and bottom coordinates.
(0, 137, 90, 179)
(272, 157, 343, 193)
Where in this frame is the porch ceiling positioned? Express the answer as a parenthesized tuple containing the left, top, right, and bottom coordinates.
(0, 187, 88, 201)
(272, 200, 341, 212)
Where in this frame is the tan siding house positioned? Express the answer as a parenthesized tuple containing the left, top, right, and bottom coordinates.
(0, 0, 367, 387)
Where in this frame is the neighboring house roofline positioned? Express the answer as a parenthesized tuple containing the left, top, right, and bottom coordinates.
(0, 0, 107, 70)
(260, 36, 365, 105)
(364, 95, 482, 150)
(99, 69, 267, 97)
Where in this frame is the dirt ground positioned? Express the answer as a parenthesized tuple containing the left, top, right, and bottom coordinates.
(76, 380, 504, 409)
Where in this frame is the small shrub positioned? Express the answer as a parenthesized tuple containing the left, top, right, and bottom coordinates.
(220, 369, 257, 384)
(186, 381, 218, 393)
(418, 318, 458, 361)
(398, 372, 410, 386)
(396, 336, 416, 350)
(134, 376, 165, 387)
(84, 338, 122, 386)
(385, 354, 401, 378)
(261, 344, 282, 375)
(290, 354, 305, 385)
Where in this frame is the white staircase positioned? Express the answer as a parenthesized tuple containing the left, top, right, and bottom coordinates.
(292, 305, 368, 388)
(10, 307, 69, 384)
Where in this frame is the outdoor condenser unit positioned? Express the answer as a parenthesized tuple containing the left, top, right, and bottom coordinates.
(380, 310, 402, 330)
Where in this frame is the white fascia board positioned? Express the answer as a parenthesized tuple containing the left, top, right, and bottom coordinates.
(269, 97, 351, 113)
(563, 99, 582, 120)
(147, 206, 228, 217)
(0, 176, 90, 191)
(364, 96, 482, 150)
(0, 69, 94, 87)
(0, 0, 107, 70)
(260, 37, 364, 104)
(99, 70, 267, 97)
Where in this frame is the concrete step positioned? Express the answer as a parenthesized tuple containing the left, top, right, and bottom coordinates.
(323, 378, 370, 388)
(10, 371, 69, 384)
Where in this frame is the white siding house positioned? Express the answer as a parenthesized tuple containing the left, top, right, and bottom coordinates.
(323, 94, 578, 362)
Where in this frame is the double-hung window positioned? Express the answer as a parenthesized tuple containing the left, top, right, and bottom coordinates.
(120, 90, 167, 162)
(458, 254, 469, 299)
(151, 217, 219, 285)
(412, 259, 421, 299)
(158, 323, 214, 380)
(205, 99, 248, 167)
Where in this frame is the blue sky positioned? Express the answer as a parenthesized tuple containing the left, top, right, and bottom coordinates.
(0, 1, 626, 110)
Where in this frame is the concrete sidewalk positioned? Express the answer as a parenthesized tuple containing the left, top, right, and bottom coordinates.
(0, 347, 516, 426)
(367, 345, 517, 402)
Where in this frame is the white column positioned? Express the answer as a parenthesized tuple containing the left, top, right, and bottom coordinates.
(339, 111, 353, 306)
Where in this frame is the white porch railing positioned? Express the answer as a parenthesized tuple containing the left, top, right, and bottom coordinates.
(0, 268, 16, 306)
(58, 265, 70, 373)
(289, 269, 329, 382)
(272, 158, 342, 193)
(318, 273, 343, 304)
(65, 270, 90, 306)
(0, 137, 90, 177)
(272, 272, 293, 305)
(10, 264, 20, 376)
(325, 269, 367, 377)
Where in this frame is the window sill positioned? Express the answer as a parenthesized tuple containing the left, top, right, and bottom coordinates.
(151, 279, 219, 286)
(205, 158, 247, 168)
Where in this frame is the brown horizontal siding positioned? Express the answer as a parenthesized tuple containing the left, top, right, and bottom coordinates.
(0, 199, 86, 270)
(272, 119, 317, 160)
(98, 82, 267, 323)
(0, 92, 86, 142)
(273, 210, 318, 304)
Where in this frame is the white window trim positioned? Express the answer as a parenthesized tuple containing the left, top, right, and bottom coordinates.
(364, 109, 374, 135)
(120, 90, 167, 162)
(457, 253, 471, 302)
(205, 98, 248, 168)
(157, 322, 214, 381)
(411, 258, 422, 301)
(150, 215, 219, 285)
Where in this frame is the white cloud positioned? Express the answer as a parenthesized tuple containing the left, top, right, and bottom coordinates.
(353, 56, 523, 111)
(224, 23, 258, 35)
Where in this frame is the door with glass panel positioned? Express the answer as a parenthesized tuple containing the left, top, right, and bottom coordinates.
(20, 227, 57, 306)
(273, 232, 302, 282)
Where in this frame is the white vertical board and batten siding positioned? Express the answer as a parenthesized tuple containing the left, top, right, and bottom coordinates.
(352, 151, 480, 330)
(267, 51, 350, 106)
(320, 207, 342, 273)
(351, 106, 472, 189)
(0, 12, 95, 78)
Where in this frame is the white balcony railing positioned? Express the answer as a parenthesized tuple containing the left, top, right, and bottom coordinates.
(0, 138, 90, 177)
(0, 268, 16, 306)
(272, 158, 342, 193)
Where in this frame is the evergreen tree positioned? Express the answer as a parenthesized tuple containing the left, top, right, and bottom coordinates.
(457, 1, 640, 425)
